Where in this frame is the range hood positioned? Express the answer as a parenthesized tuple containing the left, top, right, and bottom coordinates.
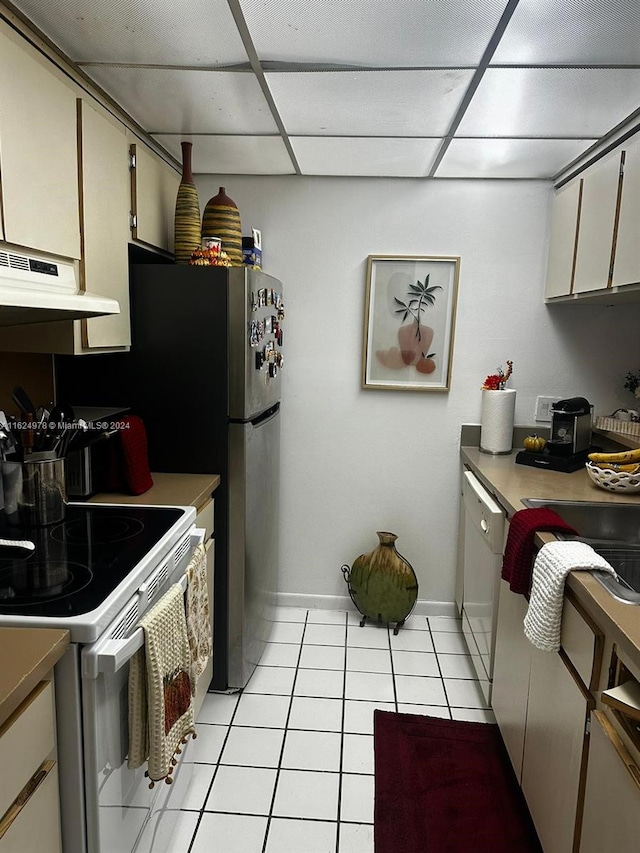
(0, 243, 120, 326)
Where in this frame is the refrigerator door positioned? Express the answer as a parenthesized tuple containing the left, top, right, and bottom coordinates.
(227, 404, 280, 690)
(228, 268, 284, 421)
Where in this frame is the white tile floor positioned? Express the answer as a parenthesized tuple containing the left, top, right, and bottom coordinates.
(165, 607, 495, 853)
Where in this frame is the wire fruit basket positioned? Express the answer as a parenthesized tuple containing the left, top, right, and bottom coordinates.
(585, 461, 640, 493)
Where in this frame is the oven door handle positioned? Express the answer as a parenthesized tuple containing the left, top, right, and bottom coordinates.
(83, 528, 206, 678)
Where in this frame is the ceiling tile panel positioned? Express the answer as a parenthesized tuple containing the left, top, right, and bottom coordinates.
(152, 135, 296, 174)
(436, 138, 598, 178)
(81, 67, 279, 134)
(290, 137, 442, 176)
(240, 0, 507, 67)
(266, 70, 475, 136)
(493, 0, 640, 65)
(457, 68, 640, 137)
(11, 0, 249, 65)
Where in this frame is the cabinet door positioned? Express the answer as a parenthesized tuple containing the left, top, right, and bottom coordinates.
(0, 764, 62, 853)
(612, 135, 640, 288)
(0, 26, 80, 260)
(491, 579, 532, 781)
(544, 179, 582, 298)
(193, 496, 214, 719)
(521, 648, 589, 853)
(580, 711, 640, 853)
(130, 141, 180, 253)
(79, 100, 131, 349)
(573, 150, 623, 294)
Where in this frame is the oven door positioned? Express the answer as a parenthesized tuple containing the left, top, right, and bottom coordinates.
(80, 529, 203, 853)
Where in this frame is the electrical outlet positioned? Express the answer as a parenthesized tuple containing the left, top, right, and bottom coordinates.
(535, 396, 561, 422)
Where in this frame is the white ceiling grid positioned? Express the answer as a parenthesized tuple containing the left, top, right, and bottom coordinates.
(7, 0, 640, 179)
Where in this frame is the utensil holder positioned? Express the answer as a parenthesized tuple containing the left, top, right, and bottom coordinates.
(7, 452, 66, 526)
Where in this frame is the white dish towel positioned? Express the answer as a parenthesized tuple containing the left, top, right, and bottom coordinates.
(524, 541, 617, 652)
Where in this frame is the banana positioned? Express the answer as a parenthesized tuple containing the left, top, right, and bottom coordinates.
(588, 447, 640, 464)
(590, 461, 640, 473)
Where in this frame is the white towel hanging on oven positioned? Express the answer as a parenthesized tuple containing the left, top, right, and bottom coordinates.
(185, 543, 212, 694)
(128, 583, 195, 785)
(524, 541, 616, 652)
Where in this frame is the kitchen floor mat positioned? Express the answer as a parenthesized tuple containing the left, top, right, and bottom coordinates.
(374, 711, 542, 853)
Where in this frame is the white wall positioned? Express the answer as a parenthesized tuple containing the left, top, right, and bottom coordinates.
(196, 175, 640, 607)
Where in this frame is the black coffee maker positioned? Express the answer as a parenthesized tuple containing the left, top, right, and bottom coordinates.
(548, 397, 592, 457)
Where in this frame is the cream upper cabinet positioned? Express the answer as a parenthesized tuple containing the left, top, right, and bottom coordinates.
(572, 149, 623, 294)
(0, 25, 80, 260)
(544, 179, 582, 299)
(79, 99, 131, 349)
(129, 139, 180, 254)
(612, 135, 640, 288)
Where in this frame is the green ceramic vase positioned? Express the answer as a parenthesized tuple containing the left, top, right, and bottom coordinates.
(174, 141, 201, 265)
(342, 532, 418, 632)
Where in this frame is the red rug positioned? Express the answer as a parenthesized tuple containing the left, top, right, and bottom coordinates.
(374, 711, 542, 853)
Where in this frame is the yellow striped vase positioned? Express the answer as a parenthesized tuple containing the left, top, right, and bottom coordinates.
(202, 187, 243, 266)
(174, 142, 201, 265)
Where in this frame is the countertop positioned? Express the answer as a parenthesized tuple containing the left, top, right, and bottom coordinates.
(89, 472, 220, 512)
(461, 446, 640, 669)
(0, 628, 69, 729)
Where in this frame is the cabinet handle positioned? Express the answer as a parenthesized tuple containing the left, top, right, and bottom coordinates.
(0, 760, 55, 839)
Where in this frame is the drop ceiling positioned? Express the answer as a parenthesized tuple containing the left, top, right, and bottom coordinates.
(7, 0, 640, 179)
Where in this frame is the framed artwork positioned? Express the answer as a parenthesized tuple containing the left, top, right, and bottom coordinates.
(362, 255, 460, 392)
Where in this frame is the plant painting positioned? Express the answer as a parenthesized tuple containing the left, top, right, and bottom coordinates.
(362, 255, 460, 391)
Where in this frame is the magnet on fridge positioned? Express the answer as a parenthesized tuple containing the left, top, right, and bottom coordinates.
(251, 292, 258, 312)
(258, 288, 267, 307)
(265, 316, 272, 334)
(277, 329, 283, 346)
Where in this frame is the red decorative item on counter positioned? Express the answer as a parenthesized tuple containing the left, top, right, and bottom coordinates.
(118, 415, 153, 495)
(501, 508, 578, 595)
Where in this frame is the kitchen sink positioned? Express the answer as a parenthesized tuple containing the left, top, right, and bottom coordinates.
(522, 498, 640, 604)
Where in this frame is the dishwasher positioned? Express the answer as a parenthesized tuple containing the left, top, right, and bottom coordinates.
(460, 470, 507, 705)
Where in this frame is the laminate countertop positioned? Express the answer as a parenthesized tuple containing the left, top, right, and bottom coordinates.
(0, 628, 69, 729)
(89, 472, 220, 512)
(461, 446, 640, 670)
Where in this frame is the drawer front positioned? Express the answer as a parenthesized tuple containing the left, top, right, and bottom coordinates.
(0, 682, 55, 819)
(196, 498, 214, 541)
(560, 597, 601, 689)
(0, 763, 61, 853)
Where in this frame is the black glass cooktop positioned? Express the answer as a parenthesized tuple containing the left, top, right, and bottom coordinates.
(0, 504, 184, 617)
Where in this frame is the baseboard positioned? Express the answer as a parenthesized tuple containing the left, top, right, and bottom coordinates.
(276, 591, 458, 619)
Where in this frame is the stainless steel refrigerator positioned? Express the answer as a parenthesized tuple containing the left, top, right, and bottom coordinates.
(59, 265, 284, 691)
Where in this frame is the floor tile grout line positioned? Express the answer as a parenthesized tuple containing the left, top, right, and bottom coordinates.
(261, 609, 309, 853)
(334, 609, 349, 853)
(186, 690, 243, 853)
(427, 615, 453, 720)
(388, 624, 399, 712)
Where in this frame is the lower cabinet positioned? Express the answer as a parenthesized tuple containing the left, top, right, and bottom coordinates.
(492, 579, 532, 782)
(193, 498, 215, 719)
(0, 680, 62, 853)
(580, 710, 640, 853)
(493, 587, 600, 853)
(521, 647, 590, 853)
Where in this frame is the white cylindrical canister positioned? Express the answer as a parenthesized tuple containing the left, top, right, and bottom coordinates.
(480, 389, 516, 454)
